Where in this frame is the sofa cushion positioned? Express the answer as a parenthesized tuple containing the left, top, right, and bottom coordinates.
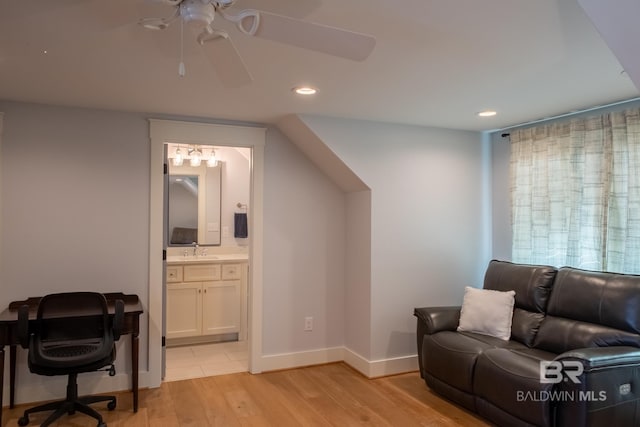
(474, 348, 557, 427)
(483, 260, 557, 346)
(546, 267, 640, 333)
(534, 316, 640, 354)
(534, 267, 640, 353)
(457, 286, 515, 340)
(422, 331, 526, 394)
(510, 308, 546, 347)
(483, 260, 557, 313)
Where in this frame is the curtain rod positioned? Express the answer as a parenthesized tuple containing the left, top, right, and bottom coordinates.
(498, 96, 640, 137)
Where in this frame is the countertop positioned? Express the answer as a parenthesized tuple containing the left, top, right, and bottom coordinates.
(166, 253, 249, 264)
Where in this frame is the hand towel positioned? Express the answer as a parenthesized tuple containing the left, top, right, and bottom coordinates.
(234, 213, 248, 238)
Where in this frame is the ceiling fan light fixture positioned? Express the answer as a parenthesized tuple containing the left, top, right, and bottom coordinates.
(478, 110, 497, 117)
(293, 86, 317, 96)
(180, 0, 216, 26)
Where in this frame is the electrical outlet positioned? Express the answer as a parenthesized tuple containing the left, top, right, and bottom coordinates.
(304, 316, 313, 331)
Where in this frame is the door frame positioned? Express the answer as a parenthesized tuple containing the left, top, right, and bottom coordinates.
(148, 119, 266, 388)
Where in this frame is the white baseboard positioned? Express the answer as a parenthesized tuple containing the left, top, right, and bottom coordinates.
(260, 347, 419, 379)
(342, 348, 419, 378)
(259, 347, 344, 372)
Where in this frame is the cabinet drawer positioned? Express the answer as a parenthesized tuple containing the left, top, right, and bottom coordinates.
(184, 264, 221, 281)
(166, 266, 183, 283)
(222, 264, 242, 280)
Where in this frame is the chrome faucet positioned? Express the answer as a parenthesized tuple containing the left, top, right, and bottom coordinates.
(193, 242, 199, 256)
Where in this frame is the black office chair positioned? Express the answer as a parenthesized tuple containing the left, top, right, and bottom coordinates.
(17, 292, 124, 427)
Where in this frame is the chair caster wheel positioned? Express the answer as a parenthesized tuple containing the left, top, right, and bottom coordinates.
(18, 415, 29, 426)
(107, 400, 117, 410)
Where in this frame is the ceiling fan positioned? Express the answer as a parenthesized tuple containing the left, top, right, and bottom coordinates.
(137, 0, 376, 87)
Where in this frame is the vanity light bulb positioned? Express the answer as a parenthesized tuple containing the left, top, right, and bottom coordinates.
(207, 150, 218, 167)
(190, 149, 202, 167)
(173, 148, 184, 166)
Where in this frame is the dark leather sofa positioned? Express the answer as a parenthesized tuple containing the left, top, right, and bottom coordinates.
(414, 260, 640, 427)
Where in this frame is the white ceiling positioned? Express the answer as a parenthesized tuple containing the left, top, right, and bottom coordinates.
(0, 0, 638, 132)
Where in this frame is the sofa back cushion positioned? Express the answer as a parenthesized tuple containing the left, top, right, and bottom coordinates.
(534, 267, 640, 354)
(483, 260, 557, 346)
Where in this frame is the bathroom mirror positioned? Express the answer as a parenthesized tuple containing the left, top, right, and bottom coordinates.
(167, 154, 222, 246)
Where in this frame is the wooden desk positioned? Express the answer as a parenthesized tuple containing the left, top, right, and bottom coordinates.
(0, 293, 143, 425)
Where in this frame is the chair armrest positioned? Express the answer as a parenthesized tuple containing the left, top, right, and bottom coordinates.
(414, 306, 460, 378)
(112, 299, 124, 341)
(414, 306, 461, 334)
(17, 304, 30, 349)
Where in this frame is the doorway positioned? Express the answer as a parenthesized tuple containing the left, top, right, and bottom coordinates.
(164, 143, 251, 381)
(148, 119, 266, 389)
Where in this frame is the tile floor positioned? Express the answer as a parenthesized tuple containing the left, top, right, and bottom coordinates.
(164, 340, 248, 382)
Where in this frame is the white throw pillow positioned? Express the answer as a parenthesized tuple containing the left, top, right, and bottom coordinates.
(457, 286, 516, 340)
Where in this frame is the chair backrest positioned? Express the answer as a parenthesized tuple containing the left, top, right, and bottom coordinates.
(23, 292, 117, 374)
(35, 292, 110, 343)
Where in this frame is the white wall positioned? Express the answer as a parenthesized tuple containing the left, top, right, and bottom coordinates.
(0, 101, 150, 403)
(0, 101, 350, 403)
(345, 190, 372, 359)
(491, 132, 512, 261)
(218, 146, 250, 247)
(262, 127, 346, 355)
(299, 116, 487, 360)
(0, 99, 491, 400)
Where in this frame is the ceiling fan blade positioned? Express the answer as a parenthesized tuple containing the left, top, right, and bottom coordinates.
(249, 11, 376, 61)
(233, 0, 321, 19)
(199, 35, 253, 87)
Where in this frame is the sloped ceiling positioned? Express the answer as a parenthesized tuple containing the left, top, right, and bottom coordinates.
(577, 0, 640, 92)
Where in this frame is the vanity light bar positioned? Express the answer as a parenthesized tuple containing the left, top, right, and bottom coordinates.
(169, 145, 219, 167)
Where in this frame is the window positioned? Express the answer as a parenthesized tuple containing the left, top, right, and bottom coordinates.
(510, 108, 640, 273)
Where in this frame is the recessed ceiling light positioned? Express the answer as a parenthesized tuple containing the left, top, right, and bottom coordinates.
(293, 86, 317, 95)
(477, 110, 497, 117)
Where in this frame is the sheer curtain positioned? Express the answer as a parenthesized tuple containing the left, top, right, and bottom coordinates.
(510, 107, 640, 274)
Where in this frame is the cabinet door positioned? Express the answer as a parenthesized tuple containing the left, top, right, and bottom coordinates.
(166, 283, 203, 338)
(202, 280, 241, 335)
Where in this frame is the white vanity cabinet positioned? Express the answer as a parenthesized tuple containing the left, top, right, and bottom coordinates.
(166, 260, 247, 344)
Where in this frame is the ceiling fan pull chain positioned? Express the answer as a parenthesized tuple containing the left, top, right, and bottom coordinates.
(179, 18, 186, 77)
(220, 9, 260, 36)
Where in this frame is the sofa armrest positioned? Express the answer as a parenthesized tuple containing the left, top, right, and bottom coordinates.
(553, 346, 640, 426)
(556, 346, 640, 369)
(414, 306, 460, 378)
(414, 306, 461, 335)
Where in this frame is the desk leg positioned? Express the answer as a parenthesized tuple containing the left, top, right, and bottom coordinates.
(131, 328, 139, 413)
(10, 345, 16, 408)
(0, 346, 4, 427)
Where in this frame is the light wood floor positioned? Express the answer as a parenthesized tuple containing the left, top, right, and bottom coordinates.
(2, 363, 489, 427)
